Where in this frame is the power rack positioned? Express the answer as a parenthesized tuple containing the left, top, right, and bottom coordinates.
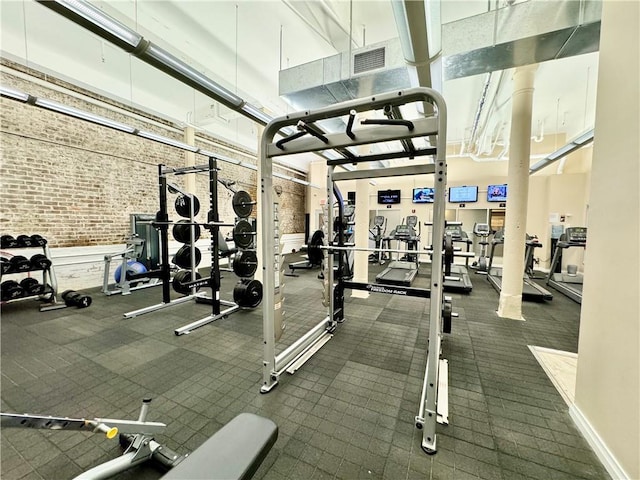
(258, 87, 453, 454)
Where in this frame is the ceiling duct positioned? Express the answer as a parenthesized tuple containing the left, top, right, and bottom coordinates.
(280, 0, 600, 109)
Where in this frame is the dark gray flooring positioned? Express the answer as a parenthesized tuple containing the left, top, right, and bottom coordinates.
(1, 256, 610, 480)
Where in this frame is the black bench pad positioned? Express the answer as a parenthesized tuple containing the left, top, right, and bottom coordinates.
(161, 413, 277, 480)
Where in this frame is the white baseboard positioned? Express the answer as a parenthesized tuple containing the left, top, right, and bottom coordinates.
(569, 404, 630, 480)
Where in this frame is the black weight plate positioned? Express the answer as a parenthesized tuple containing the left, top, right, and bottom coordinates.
(232, 190, 253, 218)
(233, 279, 263, 308)
(173, 245, 202, 269)
(1, 235, 18, 248)
(175, 194, 200, 218)
(172, 270, 202, 295)
(307, 230, 325, 265)
(172, 220, 201, 244)
(233, 250, 258, 278)
(30, 234, 47, 246)
(232, 220, 255, 249)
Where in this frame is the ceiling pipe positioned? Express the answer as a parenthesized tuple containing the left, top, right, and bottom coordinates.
(35, 0, 356, 169)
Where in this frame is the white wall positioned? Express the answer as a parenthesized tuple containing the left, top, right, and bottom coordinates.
(573, 2, 640, 479)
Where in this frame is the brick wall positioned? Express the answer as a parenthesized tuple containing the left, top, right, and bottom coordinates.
(0, 61, 306, 248)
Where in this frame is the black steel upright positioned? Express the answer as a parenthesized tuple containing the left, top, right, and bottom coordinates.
(157, 164, 171, 304)
(209, 156, 221, 316)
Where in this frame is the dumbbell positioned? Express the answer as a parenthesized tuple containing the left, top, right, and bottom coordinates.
(61, 290, 92, 308)
(1, 280, 25, 301)
(16, 235, 34, 247)
(20, 278, 45, 296)
(30, 234, 47, 246)
(0, 235, 18, 248)
(30, 254, 52, 270)
(1, 256, 13, 274)
(10, 256, 31, 272)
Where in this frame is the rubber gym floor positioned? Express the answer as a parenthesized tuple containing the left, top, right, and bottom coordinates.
(1, 255, 611, 480)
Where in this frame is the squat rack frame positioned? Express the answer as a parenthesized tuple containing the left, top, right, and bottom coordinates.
(124, 157, 241, 335)
(259, 87, 449, 454)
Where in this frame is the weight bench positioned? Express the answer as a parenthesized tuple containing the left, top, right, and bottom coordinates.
(161, 413, 278, 480)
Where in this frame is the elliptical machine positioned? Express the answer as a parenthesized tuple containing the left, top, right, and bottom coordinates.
(368, 215, 388, 265)
(470, 223, 491, 274)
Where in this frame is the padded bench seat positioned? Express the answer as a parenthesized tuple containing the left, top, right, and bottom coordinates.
(161, 413, 277, 480)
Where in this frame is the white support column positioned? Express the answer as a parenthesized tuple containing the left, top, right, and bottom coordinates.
(352, 163, 370, 298)
(497, 65, 537, 320)
(183, 126, 196, 193)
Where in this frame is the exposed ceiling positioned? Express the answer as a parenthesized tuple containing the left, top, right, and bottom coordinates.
(0, 0, 599, 174)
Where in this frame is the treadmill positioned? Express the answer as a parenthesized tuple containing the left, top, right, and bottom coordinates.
(487, 229, 553, 301)
(375, 215, 420, 287)
(546, 227, 587, 303)
(441, 224, 473, 293)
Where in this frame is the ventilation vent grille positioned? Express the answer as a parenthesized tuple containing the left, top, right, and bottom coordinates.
(353, 47, 385, 74)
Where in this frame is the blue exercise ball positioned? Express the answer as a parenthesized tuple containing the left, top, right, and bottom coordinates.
(114, 261, 147, 283)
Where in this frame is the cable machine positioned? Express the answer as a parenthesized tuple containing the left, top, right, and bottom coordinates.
(259, 87, 452, 455)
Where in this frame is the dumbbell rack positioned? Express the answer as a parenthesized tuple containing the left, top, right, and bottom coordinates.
(0, 238, 66, 312)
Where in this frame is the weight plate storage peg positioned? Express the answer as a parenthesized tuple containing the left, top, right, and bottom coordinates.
(232, 250, 258, 278)
(232, 220, 255, 249)
(175, 194, 200, 218)
(172, 220, 201, 244)
(172, 270, 202, 295)
(233, 279, 263, 308)
(173, 245, 202, 269)
(232, 190, 254, 218)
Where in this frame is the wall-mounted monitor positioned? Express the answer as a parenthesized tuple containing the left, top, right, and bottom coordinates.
(448, 186, 478, 203)
(412, 187, 435, 204)
(487, 184, 507, 202)
(377, 189, 401, 204)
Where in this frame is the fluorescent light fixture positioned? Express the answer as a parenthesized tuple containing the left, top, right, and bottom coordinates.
(573, 129, 594, 145)
(54, 0, 143, 48)
(239, 162, 258, 171)
(198, 149, 242, 165)
(547, 143, 576, 161)
(1, 86, 30, 102)
(34, 98, 136, 133)
(289, 177, 310, 186)
(138, 130, 199, 152)
(273, 172, 290, 180)
(142, 44, 243, 109)
(241, 103, 272, 125)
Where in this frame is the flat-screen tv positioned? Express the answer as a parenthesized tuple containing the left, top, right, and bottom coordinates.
(412, 187, 435, 204)
(378, 189, 401, 204)
(487, 184, 507, 202)
(448, 186, 478, 203)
